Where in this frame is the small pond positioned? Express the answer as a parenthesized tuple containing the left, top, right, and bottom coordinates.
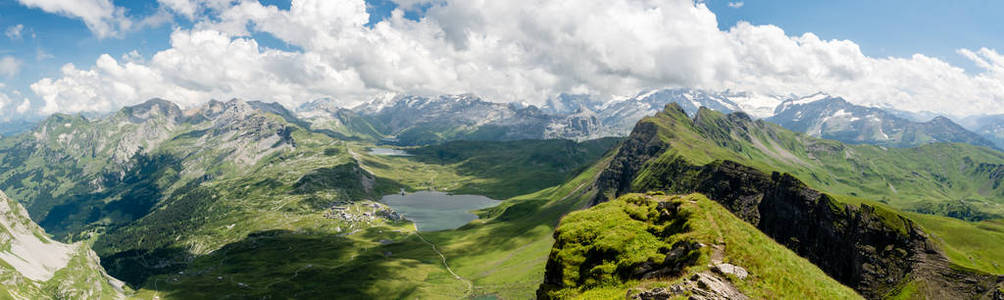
(380, 191, 500, 231)
(368, 147, 412, 156)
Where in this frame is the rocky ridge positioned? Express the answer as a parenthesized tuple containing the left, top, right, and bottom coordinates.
(589, 105, 1004, 298)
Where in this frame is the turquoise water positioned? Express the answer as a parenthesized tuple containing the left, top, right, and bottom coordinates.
(368, 147, 412, 156)
(380, 191, 500, 231)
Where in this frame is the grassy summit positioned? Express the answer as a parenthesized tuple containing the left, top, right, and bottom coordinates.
(539, 193, 860, 299)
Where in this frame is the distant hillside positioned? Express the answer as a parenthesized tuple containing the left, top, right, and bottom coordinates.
(299, 95, 615, 144)
(768, 93, 999, 150)
(298, 89, 786, 145)
(0, 98, 302, 239)
(0, 119, 38, 138)
(961, 114, 1004, 150)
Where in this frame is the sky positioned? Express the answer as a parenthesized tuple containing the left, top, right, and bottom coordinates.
(0, 0, 1002, 121)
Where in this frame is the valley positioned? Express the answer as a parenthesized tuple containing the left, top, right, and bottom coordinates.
(5, 2, 1004, 299)
(0, 97, 1001, 299)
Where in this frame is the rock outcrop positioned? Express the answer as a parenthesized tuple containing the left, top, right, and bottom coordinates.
(0, 189, 126, 299)
(591, 106, 676, 206)
(629, 272, 749, 300)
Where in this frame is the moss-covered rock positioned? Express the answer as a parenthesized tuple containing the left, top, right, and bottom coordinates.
(539, 193, 862, 300)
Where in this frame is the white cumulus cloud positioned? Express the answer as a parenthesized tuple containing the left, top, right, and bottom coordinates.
(24, 0, 1004, 117)
(16, 0, 131, 38)
(728, 2, 744, 8)
(16, 98, 32, 114)
(0, 91, 8, 111)
(5, 24, 24, 40)
(0, 56, 22, 77)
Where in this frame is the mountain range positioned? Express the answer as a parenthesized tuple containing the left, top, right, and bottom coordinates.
(961, 114, 1004, 150)
(289, 89, 1004, 152)
(0, 91, 1001, 298)
(768, 93, 1000, 149)
(1, 88, 1000, 152)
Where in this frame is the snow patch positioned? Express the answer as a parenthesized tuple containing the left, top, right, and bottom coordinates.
(636, 89, 661, 100)
(728, 93, 783, 119)
(790, 92, 830, 106)
(830, 109, 860, 121)
(0, 192, 75, 282)
(777, 92, 831, 112)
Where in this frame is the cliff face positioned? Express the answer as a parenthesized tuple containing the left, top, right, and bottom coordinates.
(588, 113, 1004, 299)
(590, 106, 677, 206)
(679, 161, 921, 297)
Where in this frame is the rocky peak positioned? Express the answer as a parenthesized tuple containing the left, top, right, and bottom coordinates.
(119, 98, 184, 124)
(544, 93, 603, 115)
(926, 115, 955, 125)
(637, 89, 741, 115)
(774, 92, 840, 113)
(248, 100, 293, 116)
(297, 97, 341, 113)
(183, 98, 264, 127)
(662, 102, 689, 117)
(544, 105, 604, 140)
(34, 113, 85, 135)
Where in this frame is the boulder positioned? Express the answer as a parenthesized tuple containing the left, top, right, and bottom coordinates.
(713, 263, 749, 280)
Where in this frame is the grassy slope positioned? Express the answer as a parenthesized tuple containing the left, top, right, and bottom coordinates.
(303, 110, 388, 142)
(830, 193, 1004, 275)
(631, 105, 1004, 275)
(424, 158, 608, 299)
(907, 215, 1004, 274)
(120, 138, 615, 299)
(550, 193, 860, 299)
(125, 149, 606, 299)
(639, 107, 1004, 217)
(368, 138, 620, 199)
(0, 103, 615, 298)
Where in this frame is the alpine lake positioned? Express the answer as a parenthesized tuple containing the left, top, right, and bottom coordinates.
(369, 147, 501, 231)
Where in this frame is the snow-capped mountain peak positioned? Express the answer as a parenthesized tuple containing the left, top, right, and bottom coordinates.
(352, 92, 401, 114)
(775, 92, 834, 113)
(718, 90, 787, 119)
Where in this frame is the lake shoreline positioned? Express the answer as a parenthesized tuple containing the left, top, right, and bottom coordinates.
(379, 191, 500, 232)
